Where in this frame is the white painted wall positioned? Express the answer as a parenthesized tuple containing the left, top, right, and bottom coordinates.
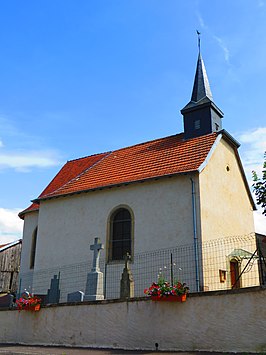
(20, 211, 38, 273)
(19, 211, 39, 294)
(23, 176, 196, 272)
(1, 288, 265, 353)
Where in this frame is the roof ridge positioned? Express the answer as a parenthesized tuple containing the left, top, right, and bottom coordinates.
(38, 152, 110, 199)
(67, 133, 184, 162)
(67, 151, 111, 163)
(112, 133, 184, 154)
(39, 151, 113, 199)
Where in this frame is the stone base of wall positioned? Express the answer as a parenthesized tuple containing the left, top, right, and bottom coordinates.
(1, 287, 266, 353)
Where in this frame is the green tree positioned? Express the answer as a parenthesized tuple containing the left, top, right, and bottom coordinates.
(252, 152, 266, 216)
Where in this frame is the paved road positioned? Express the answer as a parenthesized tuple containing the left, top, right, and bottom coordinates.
(0, 345, 228, 355)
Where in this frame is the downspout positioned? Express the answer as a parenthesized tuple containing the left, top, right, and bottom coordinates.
(190, 177, 200, 292)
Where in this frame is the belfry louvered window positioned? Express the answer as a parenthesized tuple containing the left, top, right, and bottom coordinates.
(109, 208, 132, 261)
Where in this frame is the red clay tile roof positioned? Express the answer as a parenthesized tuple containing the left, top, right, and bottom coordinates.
(19, 203, 39, 216)
(39, 132, 217, 200)
(19, 152, 109, 218)
(38, 152, 109, 198)
(20, 132, 218, 217)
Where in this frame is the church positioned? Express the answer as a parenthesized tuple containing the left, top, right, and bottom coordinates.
(18, 50, 256, 299)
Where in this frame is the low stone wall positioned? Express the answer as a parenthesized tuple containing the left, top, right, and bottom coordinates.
(1, 287, 266, 353)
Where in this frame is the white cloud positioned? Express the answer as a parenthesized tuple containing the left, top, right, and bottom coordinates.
(0, 150, 61, 172)
(237, 127, 266, 234)
(213, 35, 230, 63)
(196, 12, 207, 30)
(196, 12, 230, 64)
(237, 127, 266, 177)
(0, 208, 23, 244)
(0, 115, 62, 172)
(254, 210, 266, 234)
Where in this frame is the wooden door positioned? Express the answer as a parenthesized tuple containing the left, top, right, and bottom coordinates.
(230, 260, 240, 289)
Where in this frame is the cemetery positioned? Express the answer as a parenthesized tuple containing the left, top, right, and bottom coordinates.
(0, 234, 266, 353)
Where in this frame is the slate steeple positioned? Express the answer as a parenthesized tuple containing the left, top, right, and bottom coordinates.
(181, 44, 223, 139)
(191, 53, 213, 102)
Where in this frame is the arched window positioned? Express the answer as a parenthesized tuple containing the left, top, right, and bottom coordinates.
(30, 228, 38, 269)
(109, 208, 132, 261)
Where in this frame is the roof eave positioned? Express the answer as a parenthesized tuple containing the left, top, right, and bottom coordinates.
(233, 147, 256, 211)
(34, 170, 198, 203)
(181, 99, 224, 117)
(220, 130, 256, 210)
(18, 206, 39, 220)
(220, 129, 241, 148)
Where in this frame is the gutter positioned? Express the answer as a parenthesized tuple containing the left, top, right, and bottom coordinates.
(190, 177, 200, 292)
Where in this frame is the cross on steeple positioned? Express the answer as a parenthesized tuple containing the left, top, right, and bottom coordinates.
(90, 237, 104, 272)
(196, 30, 201, 54)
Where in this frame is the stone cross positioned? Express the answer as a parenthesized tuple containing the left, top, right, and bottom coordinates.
(84, 237, 105, 301)
(120, 252, 134, 300)
(124, 252, 131, 270)
(90, 237, 104, 272)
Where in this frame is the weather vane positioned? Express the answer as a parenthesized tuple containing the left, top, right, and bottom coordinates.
(196, 30, 201, 54)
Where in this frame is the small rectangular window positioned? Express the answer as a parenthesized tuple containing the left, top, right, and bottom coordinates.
(194, 120, 200, 130)
(219, 269, 226, 283)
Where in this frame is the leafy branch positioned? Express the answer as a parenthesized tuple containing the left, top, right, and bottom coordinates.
(252, 152, 266, 216)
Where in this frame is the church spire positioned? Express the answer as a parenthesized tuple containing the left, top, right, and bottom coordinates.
(191, 53, 213, 103)
(191, 30, 213, 103)
(181, 34, 223, 139)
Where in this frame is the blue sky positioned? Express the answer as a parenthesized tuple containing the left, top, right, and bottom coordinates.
(0, 0, 265, 243)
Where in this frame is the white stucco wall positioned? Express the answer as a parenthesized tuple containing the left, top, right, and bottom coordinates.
(1, 288, 265, 353)
(24, 176, 196, 272)
(20, 211, 39, 273)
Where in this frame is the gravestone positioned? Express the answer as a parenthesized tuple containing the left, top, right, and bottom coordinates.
(120, 253, 134, 300)
(47, 274, 60, 304)
(0, 293, 14, 309)
(67, 291, 84, 303)
(84, 237, 104, 301)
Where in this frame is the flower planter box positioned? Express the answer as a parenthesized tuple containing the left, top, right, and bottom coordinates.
(151, 294, 187, 302)
(18, 304, 41, 312)
(31, 304, 41, 311)
(16, 293, 42, 312)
